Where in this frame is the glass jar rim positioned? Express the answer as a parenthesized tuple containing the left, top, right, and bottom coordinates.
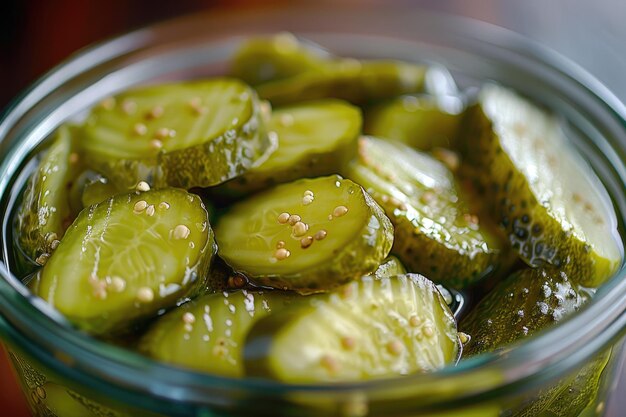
(0, 5, 625, 411)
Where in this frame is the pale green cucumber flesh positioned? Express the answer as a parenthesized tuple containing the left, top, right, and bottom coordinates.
(223, 99, 362, 194)
(457, 84, 623, 287)
(345, 136, 508, 288)
(16, 125, 82, 264)
(82, 78, 273, 189)
(37, 188, 215, 334)
(461, 268, 592, 356)
(215, 175, 394, 293)
(244, 273, 459, 383)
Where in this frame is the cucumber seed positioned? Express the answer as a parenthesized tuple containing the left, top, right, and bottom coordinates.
(292, 221, 308, 237)
(146, 205, 155, 217)
(121, 100, 137, 115)
(288, 214, 301, 225)
(341, 336, 356, 350)
(386, 340, 404, 356)
(109, 276, 126, 293)
(135, 181, 151, 192)
(275, 248, 291, 260)
(133, 123, 148, 136)
(147, 105, 164, 119)
(133, 200, 148, 213)
(276, 240, 286, 249)
(300, 236, 313, 249)
(333, 205, 348, 217)
(314, 230, 327, 240)
(150, 139, 163, 150)
(277, 212, 290, 224)
(182, 312, 196, 324)
(159, 201, 170, 210)
(172, 224, 191, 240)
(137, 287, 154, 303)
(100, 97, 116, 110)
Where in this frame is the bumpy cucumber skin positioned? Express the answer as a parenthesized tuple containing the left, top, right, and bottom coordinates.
(83, 79, 275, 189)
(510, 350, 610, 417)
(231, 33, 329, 86)
(257, 60, 426, 106)
(244, 273, 459, 383)
(216, 176, 394, 294)
(364, 95, 462, 151)
(458, 103, 620, 288)
(16, 125, 82, 264)
(36, 188, 215, 335)
(138, 290, 293, 377)
(345, 137, 509, 289)
(461, 268, 592, 356)
(222, 99, 362, 195)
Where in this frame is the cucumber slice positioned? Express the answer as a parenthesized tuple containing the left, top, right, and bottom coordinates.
(82, 78, 275, 189)
(138, 290, 293, 377)
(16, 125, 82, 265)
(215, 175, 394, 293)
(231, 33, 329, 86)
(222, 99, 361, 194)
(365, 95, 462, 151)
(510, 350, 610, 417)
(345, 136, 510, 289)
(36, 188, 215, 334)
(458, 84, 623, 287)
(244, 273, 459, 383)
(461, 268, 592, 356)
(257, 60, 426, 106)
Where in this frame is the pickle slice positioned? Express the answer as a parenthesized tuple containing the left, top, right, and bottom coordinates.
(138, 290, 293, 377)
(36, 188, 215, 334)
(345, 136, 509, 289)
(16, 125, 82, 265)
(257, 60, 426, 106)
(82, 78, 274, 189)
(231, 33, 329, 86)
(365, 95, 462, 151)
(215, 175, 394, 293)
(461, 268, 592, 356)
(222, 99, 361, 194)
(458, 84, 623, 287)
(244, 273, 459, 383)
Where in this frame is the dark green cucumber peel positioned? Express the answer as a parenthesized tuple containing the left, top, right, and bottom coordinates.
(36, 188, 215, 335)
(461, 268, 592, 356)
(509, 350, 610, 417)
(231, 33, 330, 86)
(138, 290, 294, 377)
(16, 125, 83, 265)
(457, 84, 623, 287)
(82, 79, 275, 189)
(215, 175, 394, 294)
(364, 95, 462, 151)
(221, 99, 362, 195)
(244, 273, 459, 383)
(257, 60, 426, 106)
(345, 136, 510, 289)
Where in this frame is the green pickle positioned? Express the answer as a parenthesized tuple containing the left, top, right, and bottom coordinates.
(82, 78, 274, 189)
(215, 175, 394, 293)
(461, 268, 592, 355)
(16, 125, 82, 265)
(257, 60, 426, 106)
(365, 95, 462, 151)
(222, 99, 361, 194)
(139, 290, 293, 377)
(457, 84, 623, 287)
(36, 188, 215, 334)
(231, 33, 329, 86)
(345, 136, 510, 289)
(244, 273, 459, 383)
(14, 34, 625, 403)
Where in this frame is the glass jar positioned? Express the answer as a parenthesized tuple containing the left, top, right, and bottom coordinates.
(0, 6, 625, 417)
